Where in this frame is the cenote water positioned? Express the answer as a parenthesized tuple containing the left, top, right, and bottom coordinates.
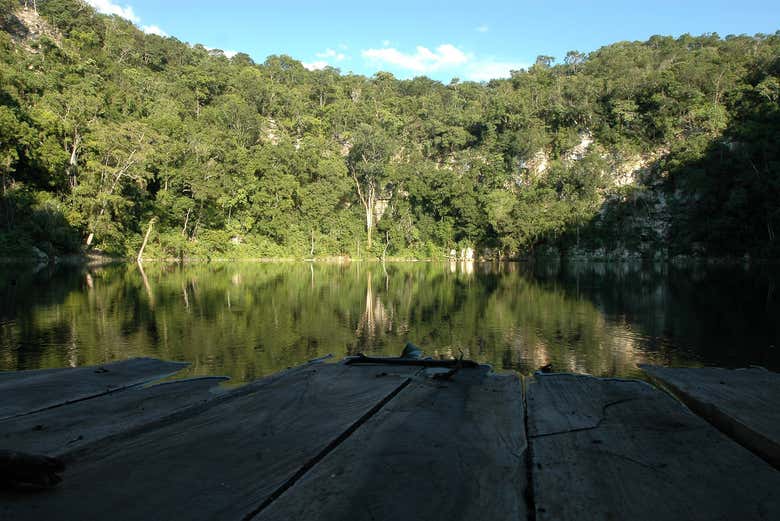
(1, 261, 777, 383)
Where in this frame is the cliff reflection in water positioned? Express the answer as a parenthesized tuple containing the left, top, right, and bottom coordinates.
(1, 261, 777, 383)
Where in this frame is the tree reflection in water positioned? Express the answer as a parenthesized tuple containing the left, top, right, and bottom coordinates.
(0, 261, 777, 383)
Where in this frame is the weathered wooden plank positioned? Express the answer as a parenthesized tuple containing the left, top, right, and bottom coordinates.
(0, 363, 418, 521)
(0, 367, 69, 383)
(255, 366, 527, 521)
(641, 365, 780, 468)
(0, 358, 189, 420)
(527, 373, 780, 521)
(0, 377, 227, 456)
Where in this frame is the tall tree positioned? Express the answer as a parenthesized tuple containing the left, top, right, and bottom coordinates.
(347, 124, 393, 249)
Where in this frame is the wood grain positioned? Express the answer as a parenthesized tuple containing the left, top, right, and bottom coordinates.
(0, 377, 227, 456)
(527, 373, 780, 521)
(0, 363, 417, 521)
(0, 358, 189, 420)
(257, 366, 527, 521)
(641, 365, 780, 468)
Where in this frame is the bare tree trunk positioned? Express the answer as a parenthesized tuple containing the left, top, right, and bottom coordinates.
(310, 228, 315, 256)
(182, 207, 191, 236)
(192, 202, 202, 240)
(365, 186, 375, 249)
(84, 204, 107, 247)
(67, 132, 81, 189)
(381, 231, 390, 262)
(366, 204, 373, 249)
(137, 217, 156, 263)
(350, 169, 375, 251)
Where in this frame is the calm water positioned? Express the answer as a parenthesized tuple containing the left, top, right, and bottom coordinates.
(1, 261, 777, 383)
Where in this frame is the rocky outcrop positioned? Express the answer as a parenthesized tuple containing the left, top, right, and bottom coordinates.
(526, 136, 677, 261)
(4, 7, 62, 52)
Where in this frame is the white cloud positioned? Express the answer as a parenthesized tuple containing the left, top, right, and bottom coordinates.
(362, 44, 469, 73)
(141, 25, 168, 37)
(316, 48, 346, 62)
(466, 60, 526, 81)
(87, 0, 169, 39)
(304, 47, 350, 70)
(361, 41, 525, 81)
(303, 60, 329, 71)
(85, 0, 139, 23)
(476, 24, 489, 33)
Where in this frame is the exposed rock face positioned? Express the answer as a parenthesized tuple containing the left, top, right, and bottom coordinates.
(563, 131, 594, 162)
(523, 149, 550, 177)
(373, 198, 390, 222)
(523, 132, 667, 189)
(263, 118, 280, 145)
(4, 7, 62, 51)
(608, 148, 669, 187)
(523, 135, 676, 260)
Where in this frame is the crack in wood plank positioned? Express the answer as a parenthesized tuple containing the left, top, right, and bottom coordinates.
(528, 398, 639, 439)
(0, 381, 150, 422)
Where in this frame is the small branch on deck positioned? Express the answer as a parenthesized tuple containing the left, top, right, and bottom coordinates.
(432, 350, 466, 380)
(346, 354, 479, 369)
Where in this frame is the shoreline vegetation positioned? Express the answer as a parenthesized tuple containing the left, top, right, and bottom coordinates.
(1, 3, 778, 265)
(1, 251, 771, 266)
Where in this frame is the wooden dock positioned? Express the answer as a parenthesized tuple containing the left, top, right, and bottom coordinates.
(641, 365, 780, 468)
(1, 358, 778, 520)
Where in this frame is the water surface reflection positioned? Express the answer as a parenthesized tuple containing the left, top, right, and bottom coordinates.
(1, 261, 776, 383)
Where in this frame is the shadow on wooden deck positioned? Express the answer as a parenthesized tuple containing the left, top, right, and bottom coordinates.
(1, 355, 778, 521)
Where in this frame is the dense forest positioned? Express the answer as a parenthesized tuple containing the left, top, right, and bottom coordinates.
(1, 0, 778, 259)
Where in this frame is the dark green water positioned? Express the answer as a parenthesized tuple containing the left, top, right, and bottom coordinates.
(1, 261, 777, 383)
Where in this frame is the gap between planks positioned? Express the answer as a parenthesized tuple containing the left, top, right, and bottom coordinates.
(242, 372, 417, 520)
(521, 374, 537, 521)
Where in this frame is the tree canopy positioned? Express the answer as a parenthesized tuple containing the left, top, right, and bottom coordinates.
(1, 1, 778, 259)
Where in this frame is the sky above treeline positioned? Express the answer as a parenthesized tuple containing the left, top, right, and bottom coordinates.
(85, 0, 780, 82)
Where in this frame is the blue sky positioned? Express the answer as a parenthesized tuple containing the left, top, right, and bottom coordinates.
(87, 0, 780, 82)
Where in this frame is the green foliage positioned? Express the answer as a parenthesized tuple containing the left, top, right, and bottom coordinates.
(0, 3, 778, 258)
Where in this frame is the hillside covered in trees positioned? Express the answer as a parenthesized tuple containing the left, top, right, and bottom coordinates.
(1, 0, 778, 259)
